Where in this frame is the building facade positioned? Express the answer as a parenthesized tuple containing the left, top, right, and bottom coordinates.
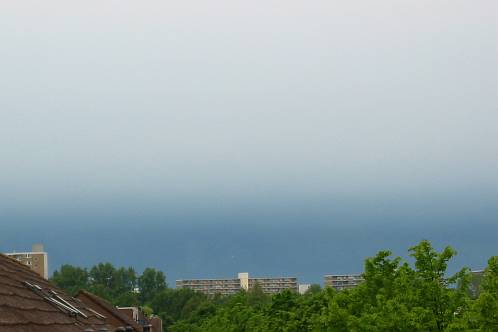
(176, 272, 298, 295)
(4, 244, 48, 279)
(324, 274, 363, 291)
(298, 284, 311, 295)
(469, 270, 484, 298)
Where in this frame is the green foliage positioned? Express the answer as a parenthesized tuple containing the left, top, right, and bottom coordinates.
(304, 284, 322, 296)
(141, 305, 154, 317)
(51, 241, 498, 332)
(150, 288, 207, 322)
(139, 267, 167, 304)
(114, 291, 139, 307)
(87, 263, 139, 301)
(473, 256, 498, 330)
(247, 282, 271, 308)
(51, 264, 89, 295)
(51, 262, 164, 307)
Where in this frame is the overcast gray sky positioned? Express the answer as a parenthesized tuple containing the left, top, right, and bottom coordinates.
(1, 0, 497, 227)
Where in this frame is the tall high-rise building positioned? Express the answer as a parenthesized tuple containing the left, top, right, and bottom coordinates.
(176, 272, 298, 295)
(4, 244, 48, 279)
(324, 274, 363, 291)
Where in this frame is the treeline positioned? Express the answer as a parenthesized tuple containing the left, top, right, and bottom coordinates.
(51, 263, 167, 306)
(51, 240, 498, 331)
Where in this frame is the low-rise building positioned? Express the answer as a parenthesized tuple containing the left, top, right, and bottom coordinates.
(4, 243, 48, 279)
(176, 272, 298, 295)
(324, 274, 363, 291)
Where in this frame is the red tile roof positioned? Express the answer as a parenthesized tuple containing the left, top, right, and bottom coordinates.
(0, 253, 115, 332)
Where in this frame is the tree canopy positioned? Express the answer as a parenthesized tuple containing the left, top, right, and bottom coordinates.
(51, 240, 498, 332)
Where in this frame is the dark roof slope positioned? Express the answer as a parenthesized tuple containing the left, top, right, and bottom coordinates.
(0, 253, 114, 332)
(75, 290, 142, 332)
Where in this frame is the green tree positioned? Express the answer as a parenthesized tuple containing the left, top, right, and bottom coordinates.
(408, 240, 470, 331)
(247, 282, 270, 308)
(139, 267, 167, 304)
(151, 288, 203, 322)
(114, 291, 140, 307)
(87, 263, 138, 303)
(89, 262, 116, 289)
(474, 256, 498, 330)
(51, 264, 89, 295)
(304, 284, 322, 296)
(114, 266, 138, 294)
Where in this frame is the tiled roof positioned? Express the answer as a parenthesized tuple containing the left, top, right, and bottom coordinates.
(0, 254, 115, 332)
(75, 291, 142, 332)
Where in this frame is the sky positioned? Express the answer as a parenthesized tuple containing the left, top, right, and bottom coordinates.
(1, 1, 497, 284)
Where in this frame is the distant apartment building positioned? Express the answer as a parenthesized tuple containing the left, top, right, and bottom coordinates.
(469, 270, 484, 298)
(176, 272, 298, 295)
(4, 244, 48, 279)
(324, 274, 363, 291)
